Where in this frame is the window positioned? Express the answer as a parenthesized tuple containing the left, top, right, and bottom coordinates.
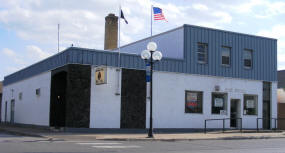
(244, 95, 258, 115)
(36, 88, 41, 96)
(197, 43, 208, 64)
(212, 93, 227, 114)
(244, 49, 253, 68)
(221, 46, 231, 66)
(19, 92, 22, 100)
(185, 91, 203, 113)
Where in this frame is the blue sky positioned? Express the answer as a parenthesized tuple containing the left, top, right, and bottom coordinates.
(1, 0, 285, 80)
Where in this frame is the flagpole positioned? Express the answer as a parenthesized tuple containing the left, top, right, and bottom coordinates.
(118, 4, 121, 67)
(58, 23, 60, 53)
(150, 5, 153, 41)
(116, 4, 121, 95)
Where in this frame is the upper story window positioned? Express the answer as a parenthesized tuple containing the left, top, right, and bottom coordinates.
(197, 43, 208, 64)
(244, 49, 253, 69)
(221, 46, 231, 66)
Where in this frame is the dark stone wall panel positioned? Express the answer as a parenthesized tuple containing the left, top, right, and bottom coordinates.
(65, 64, 91, 128)
(121, 69, 146, 129)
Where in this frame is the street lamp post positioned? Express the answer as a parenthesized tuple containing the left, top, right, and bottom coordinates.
(141, 42, 163, 138)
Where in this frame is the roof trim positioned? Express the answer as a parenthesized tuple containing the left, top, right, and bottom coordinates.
(183, 24, 277, 41)
(3, 47, 72, 79)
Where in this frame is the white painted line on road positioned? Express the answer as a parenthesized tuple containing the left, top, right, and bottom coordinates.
(77, 142, 122, 145)
(92, 145, 141, 149)
(56, 141, 119, 143)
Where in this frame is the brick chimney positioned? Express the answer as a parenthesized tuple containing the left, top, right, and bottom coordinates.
(104, 13, 118, 50)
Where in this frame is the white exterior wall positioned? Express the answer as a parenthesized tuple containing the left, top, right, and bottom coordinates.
(89, 67, 277, 129)
(0, 66, 277, 129)
(150, 71, 268, 129)
(90, 66, 121, 128)
(1, 72, 51, 126)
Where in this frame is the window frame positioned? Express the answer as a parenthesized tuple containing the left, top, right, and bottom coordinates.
(243, 94, 258, 116)
(221, 46, 231, 67)
(243, 49, 253, 69)
(185, 90, 203, 114)
(19, 92, 22, 101)
(211, 92, 228, 115)
(36, 88, 41, 96)
(197, 42, 208, 64)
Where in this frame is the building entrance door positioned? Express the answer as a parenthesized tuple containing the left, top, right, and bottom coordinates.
(263, 101, 271, 129)
(50, 72, 67, 128)
(4, 101, 7, 122)
(230, 99, 240, 128)
(10, 99, 15, 123)
(263, 82, 271, 129)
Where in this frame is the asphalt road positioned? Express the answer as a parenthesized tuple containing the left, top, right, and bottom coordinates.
(1, 131, 285, 153)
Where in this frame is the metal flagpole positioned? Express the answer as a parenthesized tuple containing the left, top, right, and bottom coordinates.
(150, 5, 153, 41)
(58, 23, 60, 53)
(116, 4, 121, 95)
(118, 4, 121, 66)
(57, 0, 61, 53)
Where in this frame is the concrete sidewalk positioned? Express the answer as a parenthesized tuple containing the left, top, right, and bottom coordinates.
(1, 124, 285, 141)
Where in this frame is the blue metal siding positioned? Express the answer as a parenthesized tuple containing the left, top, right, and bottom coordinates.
(183, 25, 277, 82)
(3, 25, 277, 86)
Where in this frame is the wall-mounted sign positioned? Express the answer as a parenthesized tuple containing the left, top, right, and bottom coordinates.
(214, 98, 224, 107)
(220, 110, 227, 115)
(214, 85, 220, 91)
(95, 67, 107, 85)
(246, 100, 255, 108)
(146, 63, 150, 82)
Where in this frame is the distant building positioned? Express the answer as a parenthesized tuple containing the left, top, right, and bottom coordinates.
(278, 70, 285, 129)
(0, 81, 2, 121)
(0, 14, 277, 130)
(278, 70, 285, 103)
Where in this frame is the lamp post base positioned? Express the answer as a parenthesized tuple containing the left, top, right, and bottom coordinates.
(147, 130, 154, 138)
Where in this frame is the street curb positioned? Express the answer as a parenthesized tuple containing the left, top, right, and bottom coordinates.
(94, 136, 285, 142)
(1, 128, 285, 142)
(0, 128, 46, 138)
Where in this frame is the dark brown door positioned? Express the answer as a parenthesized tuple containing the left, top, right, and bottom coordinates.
(263, 82, 271, 129)
(4, 101, 7, 122)
(263, 101, 270, 129)
(50, 72, 67, 128)
(10, 100, 15, 123)
(230, 100, 238, 127)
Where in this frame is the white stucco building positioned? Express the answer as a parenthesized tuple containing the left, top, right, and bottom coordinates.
(1, 24, 277, 130)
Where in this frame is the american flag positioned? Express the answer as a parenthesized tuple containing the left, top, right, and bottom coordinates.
(153, 7, 167, 21)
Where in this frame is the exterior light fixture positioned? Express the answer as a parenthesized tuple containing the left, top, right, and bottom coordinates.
(141, 41, 163, 138)
(147, 42, 157, 51)
(152, 51, 162, 61)
(141, 50, 151, 60)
